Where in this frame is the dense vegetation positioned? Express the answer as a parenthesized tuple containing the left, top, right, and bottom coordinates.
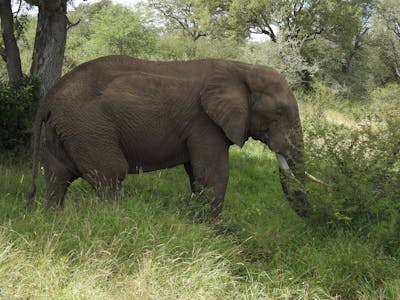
(0, 0, 399, 298)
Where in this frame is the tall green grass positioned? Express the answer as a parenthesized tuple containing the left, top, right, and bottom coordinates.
(1, 84, 400, 299)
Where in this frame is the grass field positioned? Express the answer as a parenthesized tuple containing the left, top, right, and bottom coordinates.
(1, 97, 400, 299)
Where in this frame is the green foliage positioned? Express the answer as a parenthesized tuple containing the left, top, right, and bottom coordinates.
(88, 4, 157, 58)
(300, 0, 377, 95)
(152, 34, 196, 60)
(152, 33, 244, 61)
(65, 3, 157, 68)
(303, 83, 400, 234)
(0, 77, 39, 150)
(378, 0, 400, 38)
(243, 39, 318, 89)
(227, 0, 330, 42)
(369, 83, 400, 113)
(368, 23, 400, 85)
(194, 38, 244, 60)
(64, 2, 242, 65)
(151, 0, 214, 40)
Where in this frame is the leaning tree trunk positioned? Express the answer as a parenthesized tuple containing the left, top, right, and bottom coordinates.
(29, 0, 67, 99)
(0, 0, 24, 85)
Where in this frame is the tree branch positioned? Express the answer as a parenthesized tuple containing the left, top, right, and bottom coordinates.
(13, 0, 22, 16)
(193, 32, 207, 41)
(258, 13, 276, 42)
(152, 1, 206, 41)
(66, 16, 80, 30)
(23, 0, 40, 7)
(394, 22, 400, 38)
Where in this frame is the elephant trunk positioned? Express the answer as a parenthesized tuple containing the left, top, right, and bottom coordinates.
(276, 128, 310, 217)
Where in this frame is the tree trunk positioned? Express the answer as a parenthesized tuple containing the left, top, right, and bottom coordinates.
(0, 0, 24, 85)
(30, 0, 67, 99)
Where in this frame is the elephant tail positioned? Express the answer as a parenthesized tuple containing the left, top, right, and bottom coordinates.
(27, 106, 47, 206)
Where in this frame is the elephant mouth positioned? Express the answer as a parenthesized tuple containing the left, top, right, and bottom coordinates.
(251, 131, 269, 144)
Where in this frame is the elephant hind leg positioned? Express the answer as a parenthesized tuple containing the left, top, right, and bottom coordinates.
(43, 148, 77, 209)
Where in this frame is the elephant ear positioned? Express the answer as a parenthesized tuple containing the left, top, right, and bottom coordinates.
(200, 67, 249, 147)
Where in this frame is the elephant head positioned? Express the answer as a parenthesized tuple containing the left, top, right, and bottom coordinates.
(201, 62, 309, 217)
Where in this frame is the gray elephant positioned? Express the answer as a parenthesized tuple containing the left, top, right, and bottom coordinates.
(28, 56, 315, 219)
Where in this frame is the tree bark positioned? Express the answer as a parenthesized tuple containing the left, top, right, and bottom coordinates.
(29, 0, 67, 99)
(0, 0, 24, 85)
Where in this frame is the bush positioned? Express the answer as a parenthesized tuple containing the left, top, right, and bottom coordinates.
(369, 83, 400, 115)
(302, 84, 400, 249)
(306, 116, 400, 222)
(0, 77, 39, 150)
(83, 4, 157, 60)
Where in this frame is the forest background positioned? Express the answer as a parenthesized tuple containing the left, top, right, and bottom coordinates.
(0, 0, 400, 298)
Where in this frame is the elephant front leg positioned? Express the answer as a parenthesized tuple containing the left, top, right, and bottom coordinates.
(187, 137, 230, 221)
(192, 159, 229, 220)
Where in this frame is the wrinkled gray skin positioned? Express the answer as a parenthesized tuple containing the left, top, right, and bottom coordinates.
(28, 56, 309, 219)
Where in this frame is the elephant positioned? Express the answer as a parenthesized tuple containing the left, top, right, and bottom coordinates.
(28, 55, 313, 219)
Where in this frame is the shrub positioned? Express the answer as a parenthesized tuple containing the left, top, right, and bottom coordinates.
(307, 119, 398, 218)
(304, 100, 400, 236)
(0, 77, 39, 150)
(369, 83, 400, 115)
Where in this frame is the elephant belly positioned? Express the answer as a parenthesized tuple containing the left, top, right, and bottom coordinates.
(107, 101, 192, 173)
(122, 138, 189, 174)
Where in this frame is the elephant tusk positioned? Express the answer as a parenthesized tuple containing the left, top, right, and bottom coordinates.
(276, 153, 329, 186)
(276, 154, 295, 177)
(305, 172, 329, 186)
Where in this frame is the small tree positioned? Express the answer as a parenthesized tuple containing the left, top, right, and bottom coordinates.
(378, 0, 400, 39)
(87, 4, 156, 58)
(151, 0, 210, 41)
